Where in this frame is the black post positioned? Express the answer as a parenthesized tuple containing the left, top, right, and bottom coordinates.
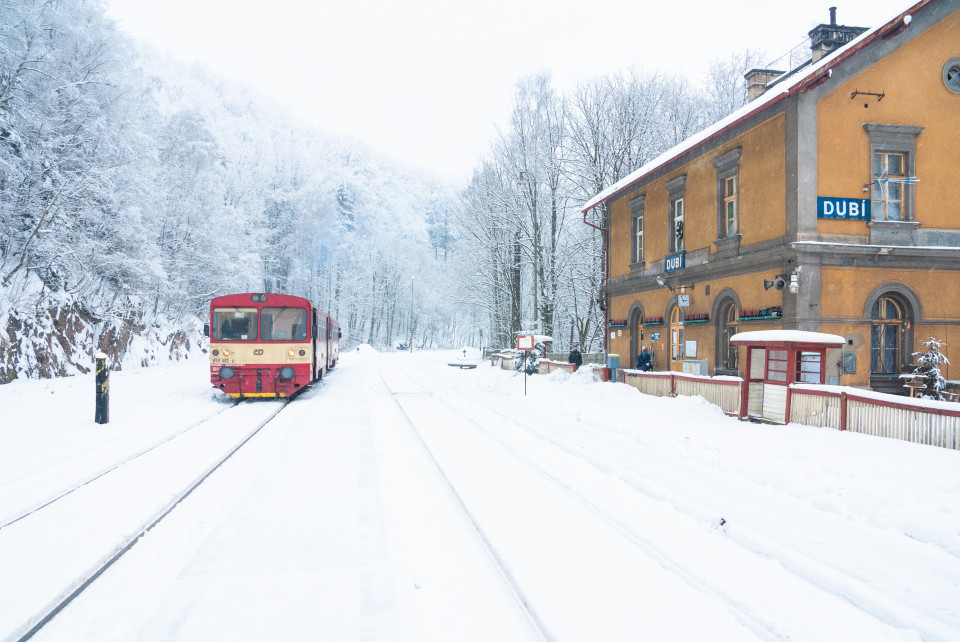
(95, 354, 109, 424)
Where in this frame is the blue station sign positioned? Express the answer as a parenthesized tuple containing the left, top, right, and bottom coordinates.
(817, 197, 871, 221)
(665, 252, 685, 272)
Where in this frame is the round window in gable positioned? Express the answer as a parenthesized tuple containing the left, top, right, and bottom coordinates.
(944, 58, 960, 94)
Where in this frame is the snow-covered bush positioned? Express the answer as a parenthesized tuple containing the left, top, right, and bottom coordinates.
(912, 337, 950, 400)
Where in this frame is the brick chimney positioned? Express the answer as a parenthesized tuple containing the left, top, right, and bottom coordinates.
(809, 7, 868, 62)
(744, 68, 785, 101)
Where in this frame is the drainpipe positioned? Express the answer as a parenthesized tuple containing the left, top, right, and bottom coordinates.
(583, 205, 609, 353)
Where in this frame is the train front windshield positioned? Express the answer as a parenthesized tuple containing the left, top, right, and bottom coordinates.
(212, 308, 258, 341)
(212, 306, 309, 341)
(260, 307, 308, 341)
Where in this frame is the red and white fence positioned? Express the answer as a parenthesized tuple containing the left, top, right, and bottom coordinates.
(621, 370, 960, 451)
(790, 385, 960, 450)
(621, 370, 743, 416)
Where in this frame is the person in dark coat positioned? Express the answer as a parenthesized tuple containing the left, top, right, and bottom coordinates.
(568, 344, 583, 369)
(636, 345, 653, 371)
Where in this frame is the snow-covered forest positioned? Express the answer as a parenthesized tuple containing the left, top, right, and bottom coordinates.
(0, 0, 758, 382)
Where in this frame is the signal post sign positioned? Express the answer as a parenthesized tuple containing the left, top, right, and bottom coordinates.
(516, 334, 536, 396)
(516, 335, 535, 351)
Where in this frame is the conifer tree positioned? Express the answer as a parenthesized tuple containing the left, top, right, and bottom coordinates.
(912, 337, 950, 400)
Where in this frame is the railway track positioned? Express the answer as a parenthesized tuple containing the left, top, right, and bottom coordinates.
(383, 362, 947, 640)
(379, 369, 556, 642)
(5, 398, 293, 642)
(379, 367, 779, 641)
(429, 377, 960, 640)
(0, 400, 242, 531)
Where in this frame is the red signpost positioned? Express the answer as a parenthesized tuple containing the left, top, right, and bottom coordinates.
(516, 335, 535, 396)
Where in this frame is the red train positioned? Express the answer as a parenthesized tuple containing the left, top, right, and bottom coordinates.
(204, 293, 339, 398)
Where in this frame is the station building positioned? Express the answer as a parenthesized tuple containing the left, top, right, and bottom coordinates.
(582, 0, 960, 395)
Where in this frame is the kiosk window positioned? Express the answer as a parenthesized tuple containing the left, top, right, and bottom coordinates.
(797, 352, 822, 384)
(766, 349, 788, 382)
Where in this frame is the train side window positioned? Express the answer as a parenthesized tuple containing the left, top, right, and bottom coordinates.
(212, 308, 257, 341)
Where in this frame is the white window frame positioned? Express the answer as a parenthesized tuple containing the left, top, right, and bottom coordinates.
(712, 147, 742, 241)
(673, 198, 685, 252)
(629, 196, 645, 265)
(863, 123, 923, 223)
(724, 176, 738, 236)
(665, 175, 686, 254)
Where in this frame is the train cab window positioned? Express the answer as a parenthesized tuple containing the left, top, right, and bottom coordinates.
(261, 307, 308, 341)
(213, 308, 257, 341)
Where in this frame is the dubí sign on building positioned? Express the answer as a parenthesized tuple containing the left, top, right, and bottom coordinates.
(817, 197, 871, 220)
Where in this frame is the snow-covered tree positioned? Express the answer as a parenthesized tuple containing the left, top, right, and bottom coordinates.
(912, 337, 950, 400)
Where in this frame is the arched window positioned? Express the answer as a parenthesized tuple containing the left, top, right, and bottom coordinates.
(871, 296, 903, 374)
(712, 290, 742, 375)
(717, 302, 739, 372)
(670, 306, 684, 367)
(864, 284, 920, 395)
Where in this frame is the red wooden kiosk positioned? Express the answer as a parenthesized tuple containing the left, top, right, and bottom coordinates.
(731, 330, 845, 423)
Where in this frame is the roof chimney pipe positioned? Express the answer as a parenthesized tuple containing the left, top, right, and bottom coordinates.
(809, 8, 867, 63)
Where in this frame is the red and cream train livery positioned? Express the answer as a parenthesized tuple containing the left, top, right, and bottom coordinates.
(205, 293, 339, 398)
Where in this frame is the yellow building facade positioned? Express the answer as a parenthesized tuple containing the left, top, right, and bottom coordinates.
(584, 0, 960, 394)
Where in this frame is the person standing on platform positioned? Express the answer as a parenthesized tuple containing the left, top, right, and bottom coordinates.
(636, 345, 653, 371)
(568, 344, 583, 370)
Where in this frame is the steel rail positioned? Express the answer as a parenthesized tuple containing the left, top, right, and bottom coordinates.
(0, 400, 242, 531)
(16, 399, 290, 642)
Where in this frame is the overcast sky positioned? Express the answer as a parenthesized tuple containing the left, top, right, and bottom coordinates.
(104, 0, 912, 183)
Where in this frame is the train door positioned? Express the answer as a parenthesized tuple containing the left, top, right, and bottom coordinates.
(311, 309, 319, 380)
(325, 316, 332, 370)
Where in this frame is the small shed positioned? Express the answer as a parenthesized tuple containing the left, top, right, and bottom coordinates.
(731, 330, 845, 423)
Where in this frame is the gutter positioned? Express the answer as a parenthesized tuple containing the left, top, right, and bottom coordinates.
(583, 208, 610, 353)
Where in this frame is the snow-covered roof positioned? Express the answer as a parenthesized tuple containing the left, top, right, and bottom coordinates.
(730, 330, 846, 346)
(581, 1, 924, 213)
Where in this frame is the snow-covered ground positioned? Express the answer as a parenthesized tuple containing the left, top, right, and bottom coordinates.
(2, 347, 959, 641)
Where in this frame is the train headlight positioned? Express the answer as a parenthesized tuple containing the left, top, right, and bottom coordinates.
(287, 349, 296, 358)
(279, 366, 295, 380)
(219, 366, 235, 379)
(221, 348, 231, 357)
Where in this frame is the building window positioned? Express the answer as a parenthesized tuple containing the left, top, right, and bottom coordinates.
(943, 58, 960, 94)
(863, 124, 923, 222)
(724, 176, 738, 236)
(673, 198, 684, 251)
(718, 302, 739, 372)
(629, 196, 645, 264)
(873, 151, 906, 221)
(670, 306, 684, 365)
(871, 295, 903, 374)
(712, 147, 741, 240)
(665, 175, 686, 254)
